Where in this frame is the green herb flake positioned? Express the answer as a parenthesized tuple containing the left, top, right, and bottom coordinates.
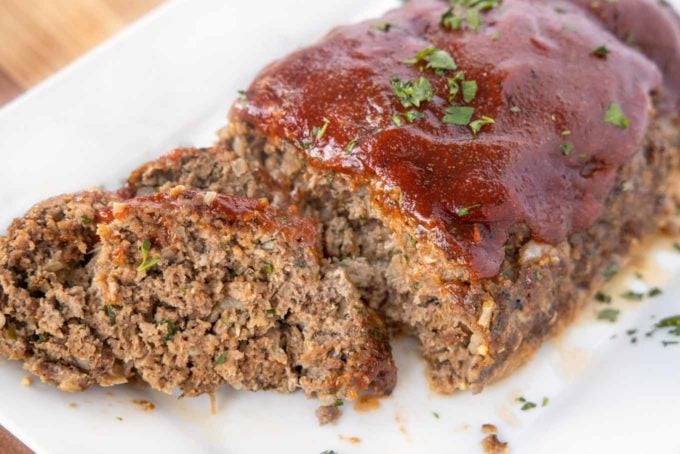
(161, 319, 177, 341)
(392, 114, 404, 126)
(116, 417, 123, 422)
(405, 47, 457, 74)
(265, 308, 276, 317)
(591, 45, 610, 58)
(104, 305, 117, 326)
(237, 90, 248, 105)
(561, 142, 574, 156)
(261, 262, 274, 275)
(214, 352, 227, 365)
(81, 215, 93, 225)
(137, 239, 160, 273)
(391, 75, 434, 108)
(456, 204, 481, 217)
(373, 22, 392, 32)
(656, 315, 680, 336)
(443, 105, 475, 125)
(461, 80, 478, 103)
(597, 308, 620, 323)
(510, 105, 521, 113)
(595, 292, 612, 304)
(312, 118, 331, 140)
(343, 137, 358, 155)
(432, 411, 440, 419)
(535, 271, 544, 281)
(516, 397, 537, 411)
(320, 451, 338, 454)
(404, 110, 425, 123)
(542, 397, 549, 407)
(621, 291, 644, 301)
(604, 102, 630, 129)
(648, 287, 663, 298)
(469, 116, 495, 135)
(332, 399, 344, 407)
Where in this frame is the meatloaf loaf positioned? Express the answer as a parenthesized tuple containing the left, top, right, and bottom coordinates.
(92, 186, 395, 400)
(221, 0, 680, 392)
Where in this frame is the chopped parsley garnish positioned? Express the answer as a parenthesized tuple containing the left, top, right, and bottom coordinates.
(594, 292, 612, 304)
(104, 305, 117, 326)
(343, 137, 358, 155)
(456, 204, 481, 217)
(656, 315, 680, 336)
(561, 142, 574, 156)
(265, 308, 276, 317)
(516, 397, 537, 411)
(81, 215, 93, 225)
(597, 308, 620, 322)
(215, 352, 227, 365)
(237, 90, 248, 105)
(648, 287, 663, 298)
(535, 270, 543, 281)
(404, 110, 425, 123)
(591, 45, 610, 58)
(392, 114, 404, 126)
(373, 22, 392, 32)
(542, 397, 549, 407)
(320, 451, 338, 454)
(469, 116, 495, 135)
(461, 80, 478, 103)
(312, 118, 330, 140)
(510, 105, 521, 113)
(405, 47, 457, 74)
(621, 291, 644, 301)
(261, 262, 274, 274)
(116, 417, 123, 421)
(604, 102, 630, 129)
(443, 105, 475, 125)
(137, 239, 160, 273)
(441, 0, 503, 32)
(432, 411, 440, 419)
(332, 399, 344, 407)
(161, 320, 177, 341)
(391, 76, 434, 108)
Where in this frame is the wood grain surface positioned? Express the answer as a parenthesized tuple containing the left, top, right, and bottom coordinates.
(0, 0, 163, 451)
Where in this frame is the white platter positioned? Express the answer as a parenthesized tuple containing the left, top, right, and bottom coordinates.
(1, 1, 679, 453)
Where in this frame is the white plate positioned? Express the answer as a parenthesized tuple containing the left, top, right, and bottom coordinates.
(1, 1, 679, 453)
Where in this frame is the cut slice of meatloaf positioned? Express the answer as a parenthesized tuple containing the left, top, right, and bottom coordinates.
(91, 186, 396, 400)
(221, 0, 680, 393)
(125, 144, 290, 208)
(0, 191, 131, 391)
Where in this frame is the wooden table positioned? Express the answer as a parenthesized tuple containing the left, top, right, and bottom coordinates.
(0, 1, 163, 451)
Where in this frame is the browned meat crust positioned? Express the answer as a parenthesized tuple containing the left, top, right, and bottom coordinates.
(0, 191, 131, 391)
(91, 186, 396, 399)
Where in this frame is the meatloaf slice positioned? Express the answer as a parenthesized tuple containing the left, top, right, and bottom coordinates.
(125, 145, 289, 207)
(92, 186, 395, 401)
(0, 191, 131, 391)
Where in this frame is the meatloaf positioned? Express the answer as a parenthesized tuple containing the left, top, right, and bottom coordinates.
(92, 186, 395, 400)
(221, 0, 680, 392)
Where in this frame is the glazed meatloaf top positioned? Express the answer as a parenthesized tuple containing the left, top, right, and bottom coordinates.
(231, 0, 679, 278)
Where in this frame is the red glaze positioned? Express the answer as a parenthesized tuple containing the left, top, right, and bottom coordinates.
(569, 0, 680, 113)
(231, 0, 669, 278)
